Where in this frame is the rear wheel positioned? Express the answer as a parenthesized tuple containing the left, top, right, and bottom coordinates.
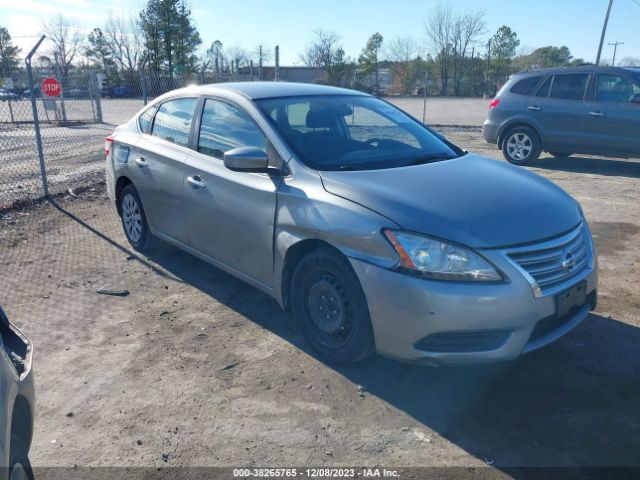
(119, 184, 153, 251)
(290, 248, 375, 364)
(502, 127, 541, 165)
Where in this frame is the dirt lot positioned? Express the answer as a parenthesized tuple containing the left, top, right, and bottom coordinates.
(1, 126, 639, 476)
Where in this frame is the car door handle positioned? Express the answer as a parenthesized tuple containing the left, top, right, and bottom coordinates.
(588, 111, 605, 117)
(187, 175, 206, 189)
(528, 106, 542, 111)
(134, 157, 148, 167)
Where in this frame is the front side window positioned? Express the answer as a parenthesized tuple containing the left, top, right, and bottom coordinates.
(549, 74, 589, 101)
(257, 95, 461, 171)
(510, 76, 543, 96)
(596, 74, 640, 103)
(150, 98, 198, 147)
(198, 99, 267, 159)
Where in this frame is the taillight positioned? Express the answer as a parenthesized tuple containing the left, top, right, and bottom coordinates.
(489, 99, 501, 109)
(105, 136, 114, 158)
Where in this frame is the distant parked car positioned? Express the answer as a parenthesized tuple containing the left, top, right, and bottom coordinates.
(21, 88, 40, 100)
(112, 86, 135, 98)
(0, 306, 34, 480)
(105, 82, 598, 365)
(65, 87, 90, 98)
(483, 66, 640, 165)
(0, 89, 19, 102)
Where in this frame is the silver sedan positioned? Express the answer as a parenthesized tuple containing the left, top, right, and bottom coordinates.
(106, 83, 598, 365)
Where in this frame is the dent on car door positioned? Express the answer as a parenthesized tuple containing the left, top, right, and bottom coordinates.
(584, 73, 640, 155)
(527, 73, 590, 149)
(132, 97, 198, 243)
(182, 97, 280, 287)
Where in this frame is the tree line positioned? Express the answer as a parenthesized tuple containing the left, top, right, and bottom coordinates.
(1, 0, 639, 96)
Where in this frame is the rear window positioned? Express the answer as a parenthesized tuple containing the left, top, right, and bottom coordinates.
(138, 106, 156, 133)
(549, 74, 589, 101)
(510, 76, 543, 95)
(150, 98, 198, 147)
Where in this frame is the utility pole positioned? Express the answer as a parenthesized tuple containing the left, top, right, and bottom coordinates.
(596, 0, 614, 66)
(258, 45, 264, 80)
(274, 45, 280, 81)
(608, 41, 624, 66)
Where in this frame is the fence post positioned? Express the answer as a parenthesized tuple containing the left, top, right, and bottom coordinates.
(140, 54, 149, 106)
(93, 72, 103, 123)
(26, 35, 49, 197)
(54, 52, 67, 123)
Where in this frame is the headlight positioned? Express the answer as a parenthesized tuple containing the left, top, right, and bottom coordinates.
(383, 229, 503, 282)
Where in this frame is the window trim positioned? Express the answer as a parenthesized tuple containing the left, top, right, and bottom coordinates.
(148, 96, 200, 148)
(193, 95, 270, 162)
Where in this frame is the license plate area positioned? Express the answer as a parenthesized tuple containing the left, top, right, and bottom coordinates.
(555, 281, 588, 318)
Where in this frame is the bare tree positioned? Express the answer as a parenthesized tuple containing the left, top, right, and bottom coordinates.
(103, 13, 144, 73)
(42, 14, 84, 80)
(450, 9, 486, 95)
(299, 29, 341, 69)
(385, 37, 419, 94)
(424, 2, 454, 95)
(619, 56, 640, 67)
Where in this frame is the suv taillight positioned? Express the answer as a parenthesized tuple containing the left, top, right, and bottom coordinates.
(489, 99, 501, 109)
(105, 136, 114, 158)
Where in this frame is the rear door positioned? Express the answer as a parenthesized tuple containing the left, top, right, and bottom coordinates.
(583, 72, 640, 155)
(132, 97, 198, 243)
(527, 73, 591, 151)
(182, 97, 280, 287)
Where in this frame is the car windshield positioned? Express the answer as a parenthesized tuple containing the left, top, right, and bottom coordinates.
(256, 95, 462, 171)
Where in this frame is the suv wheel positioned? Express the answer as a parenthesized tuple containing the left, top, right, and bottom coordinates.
(120, 184, 153, 251)
(502, 127, 541, 165)
(290, 248, 375, 364)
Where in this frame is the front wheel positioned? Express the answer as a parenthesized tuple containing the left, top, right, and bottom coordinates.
(290, 248, 375, 364)
(502, 127, 541, 165)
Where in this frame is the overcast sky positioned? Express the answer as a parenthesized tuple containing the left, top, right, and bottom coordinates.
(2, 0, 639, 65)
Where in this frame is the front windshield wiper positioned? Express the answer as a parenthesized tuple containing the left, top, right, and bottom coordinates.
(405, 153, 460, 166)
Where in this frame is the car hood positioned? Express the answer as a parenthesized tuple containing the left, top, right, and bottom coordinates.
(319, 154, 581, 249)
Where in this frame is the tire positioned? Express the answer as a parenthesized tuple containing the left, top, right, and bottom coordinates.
(290, 248, 375, 364)
(9, 434, 34, 480)
(502, 126, 541, 165)
(119, 184, 153, 251)
(549, 152, 572, 158)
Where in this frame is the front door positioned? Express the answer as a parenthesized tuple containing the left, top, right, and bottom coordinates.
(183, 98, 280, 287)
(584, 73, 640, 155)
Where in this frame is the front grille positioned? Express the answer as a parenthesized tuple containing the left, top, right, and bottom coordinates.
(507, 223, 592, 296)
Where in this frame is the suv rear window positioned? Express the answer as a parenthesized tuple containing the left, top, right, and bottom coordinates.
(510, 76, 543, 95)
(549, 74, 589, 101)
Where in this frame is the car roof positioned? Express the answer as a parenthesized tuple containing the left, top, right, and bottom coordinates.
(514, 66, 640, 77)
(173, 81, 370, 100)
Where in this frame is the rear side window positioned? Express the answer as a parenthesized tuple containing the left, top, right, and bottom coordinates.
(510, 76, 543, 95)
(138, 106, 156, 133)
(151, 98, 198, 147)
(535, 76, 552, 97)
(549, 74, 589, 101)
(198, 99, 267, 159)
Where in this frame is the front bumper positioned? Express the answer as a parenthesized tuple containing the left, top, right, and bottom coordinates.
(0, 308, 35, 472)
(350, 256, 597, 365)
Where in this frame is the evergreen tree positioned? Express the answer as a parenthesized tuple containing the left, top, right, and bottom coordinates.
(0, 27, 20, 78)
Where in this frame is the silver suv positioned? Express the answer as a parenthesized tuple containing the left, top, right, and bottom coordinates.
(483, 66, 640, 165)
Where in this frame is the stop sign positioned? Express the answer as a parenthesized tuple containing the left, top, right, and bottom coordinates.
(41, 77, 62, 97)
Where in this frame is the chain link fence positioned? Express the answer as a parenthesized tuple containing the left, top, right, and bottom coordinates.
(1, 37, 273, 211)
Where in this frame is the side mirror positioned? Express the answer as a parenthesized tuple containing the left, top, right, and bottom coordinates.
(631, 94, 640, 104)
(224, 147, 269, 173)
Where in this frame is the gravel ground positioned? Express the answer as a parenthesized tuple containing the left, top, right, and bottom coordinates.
(1, 119, 639, 476)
